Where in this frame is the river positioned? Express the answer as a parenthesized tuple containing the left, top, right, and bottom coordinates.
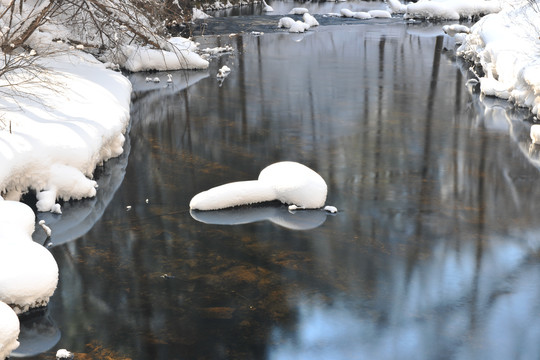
(19, 3, 540, 360)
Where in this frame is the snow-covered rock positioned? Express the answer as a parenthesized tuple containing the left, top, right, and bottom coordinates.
(303, 13, 319, 27)
(278, 17, 296, 29)
(190, 161, 328, 211)
(531, 125, 540, 145)
(0, 301, 19, 360)
(442, 24, 470, 36)
(341, 9, 372, 19)
(262, 0, 274, 12)
(368, 10, 392, 18)
(289, 7, 309, 15)
(217, 65, 231, 78)
(387, 0, 407, 14)
(289, 21, 310, 33)
(0, 202, 58, 314)
(193, 8, 212, 20)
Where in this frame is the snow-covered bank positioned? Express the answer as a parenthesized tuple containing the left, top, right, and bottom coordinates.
(457, 1, 540, 116)
(0, 301, 19, 359)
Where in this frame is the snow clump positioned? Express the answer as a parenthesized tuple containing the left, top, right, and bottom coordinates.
(278, 17, 296, 29)
(0, 301, 19, 360)
(190, 161, 328, 211)
(303, 13, 319, 27)
(289, 7, 309, 15)
(341, 9, 372, 19)
(193, 8, 212, 20)
(442, 24, 470, 36)
(0, 201, 58, 314)
(289, 21, 310, 33)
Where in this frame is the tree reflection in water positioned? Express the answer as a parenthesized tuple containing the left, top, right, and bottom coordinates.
(23, 21, 540, 360)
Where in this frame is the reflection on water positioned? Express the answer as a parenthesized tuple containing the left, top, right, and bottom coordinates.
(23, 20, 540, 360)
(190, 204, 330, 230)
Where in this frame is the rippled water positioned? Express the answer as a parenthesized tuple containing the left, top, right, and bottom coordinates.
(21, 13, 540, 360)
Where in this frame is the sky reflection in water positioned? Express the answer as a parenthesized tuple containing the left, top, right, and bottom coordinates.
(23, 18, 540, 360)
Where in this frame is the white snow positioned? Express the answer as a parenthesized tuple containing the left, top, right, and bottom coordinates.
(289, 20, 310, 33)
(0, 201, 58, 314)
(368, 10, 392, 18)
(341, 9, 372, 19)
(190, 161, 328, 211)
(55, 349, 73, 359)
(303, 13, 320, 27)
(0, 301, 19, 360)
(404, 0, 502, 20)
(324, 205, 338, 214)
(442, 24, 470, 36)
(457, 1, 540, 115)
(531, 125, 540, 145)
(193, 7, 212, 20)
(278, 17, 296, 29)
(289, 7, 309, 15)
(217, 65, 231, 78)
(107, 40, 209, 72)
(262, 0, 274, 12)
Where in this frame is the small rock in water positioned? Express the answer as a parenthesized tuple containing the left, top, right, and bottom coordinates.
(56, 349, 74, 359)
(324, 205, 338, 213)
(38, 220, 52, 237)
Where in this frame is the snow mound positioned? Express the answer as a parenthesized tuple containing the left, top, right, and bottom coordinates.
(0, 51, 131, 208)
(0, 201, 58, 314)
(457, 2, 540, 114)
(278, 17, 296, 29)
(368, 10, 392, 18)
(303, 13, 319, 27)
(405, 0, 501, 20)
(117, 43, 209, 72)
(341, 9, 371, 19)
(0, 301, 19, 360)
(289, 7, 309, 15)
(531, 125, 540, 144)
(442, 24, 470, 36)
(193, 8, 212, 20)
(190, 161, 328, 211)
(289, 21, 310, 33)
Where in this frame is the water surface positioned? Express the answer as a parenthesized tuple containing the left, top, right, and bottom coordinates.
(22, 19, 540, 360)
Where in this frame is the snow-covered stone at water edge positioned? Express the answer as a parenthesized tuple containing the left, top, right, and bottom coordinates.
(0, 301, 20, 359)
(289, 21, 310, 33)
(262, 0, 273, 12)
(531, 125, 540, 144)
(56, 349, 74, 359)
(190, 161, 328, 211)
(368, 10, 392, 18)
(442, 24, 470, 37)
(0, 201, 58, 314)
(217, 65, 231, 78)
(289, 7, 309, 15)
(278, 17, 296, 29)
(303, 13, 319, 27)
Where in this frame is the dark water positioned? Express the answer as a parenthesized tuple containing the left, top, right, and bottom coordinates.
(21, 17, 540, 360)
